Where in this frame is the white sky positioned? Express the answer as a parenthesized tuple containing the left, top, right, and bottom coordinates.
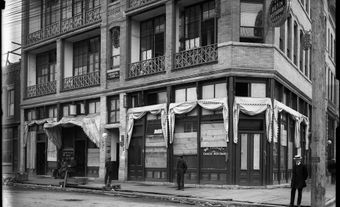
(2, 0, 22, 66)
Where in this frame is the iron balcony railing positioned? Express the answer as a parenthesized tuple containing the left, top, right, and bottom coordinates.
(26, 81, 57, 98)
(128, 0, 158, 9)
(128, 56, 165, 78)
(62, 71, 100, 91)
(174, 44, 218, 69)
(26, 7, 101, 46)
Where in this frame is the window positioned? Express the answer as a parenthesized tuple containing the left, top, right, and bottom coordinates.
(2, 127, 18, 171)
(293, 22, 298, 65)
(73, 37, 100, 76)
(175, 86, 197, 116)
(36, 51, 56, 84)
(7, 89, 14, 116)
(61, 0, 72, 20)
(73, 0, 83, 16)
(240, 0, 264, 43)
(45, 0, 59, 26)
(304, 49, 309, 77)
(235, 82, 266, 97)
(108, 96, 120, 123)
(110, 27, 120, 69)
(88, 99, 100, 114)
(183, 1, 216, 50)
(37, 107, 46, 119)
(202, 82, 227, 115)
(47, 105, 58, 118)
(279, 22, 285, 52)
(26, 109, 37, 121)
(330, 34, 333, 59)
(299, 30, 304, 71)
(62, 104, 70, 117)
(140, 16, 165, 60)
(287, 16, 292, 59)
(88, 0, 100, 9)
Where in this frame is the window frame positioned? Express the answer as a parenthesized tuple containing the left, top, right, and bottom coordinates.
(240, 0, 264, 43)
(36, 50, 56, 84)
(108, 96, 120, 123)
(7, 89, 14, 117)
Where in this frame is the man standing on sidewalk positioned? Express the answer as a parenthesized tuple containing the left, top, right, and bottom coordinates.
(105, 158, 114, 187)
(290, 155, 308, 207)
(176, 155, 187, 191)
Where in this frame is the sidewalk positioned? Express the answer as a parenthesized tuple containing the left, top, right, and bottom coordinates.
(13, 175, 336, 207)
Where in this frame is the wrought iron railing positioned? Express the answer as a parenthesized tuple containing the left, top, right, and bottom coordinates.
(27, 30, 43, 45)
(128, 56, 165, 78)
(174, 44, 218, 69)
(26, 81, 57, 98)
(44, 22, 60, 39)
(62, 71, 100, 91)
(128, 0, 158, 9)
(240, 26, 264, 39)
(26, 6, 101, 46)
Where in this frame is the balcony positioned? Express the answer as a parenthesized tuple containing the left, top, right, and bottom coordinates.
(174, 44, 218, 70)
(128, 56, 165, 79)
(26, 81, 57, 98)
(26, 7, 101, 46)
(128, 0, 158, 9)
(62, 71, 100, 91)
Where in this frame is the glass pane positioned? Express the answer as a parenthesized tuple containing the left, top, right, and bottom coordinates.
(241, 134, 247, 170)
(175, 89, 186, 103)
(253, 134, 260, 170)
(215, 83, 227, 98)
(240, 2, 263, 27)
(157, 92, 167, 103)
(202, 85, 214, 99)
(187, 87, 197, 101)
(251, 83, 266, 98)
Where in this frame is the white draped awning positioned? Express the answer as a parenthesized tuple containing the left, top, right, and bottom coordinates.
(169, 97, 229, 145)
(233, 97, 273, 143)
(126, 103, 168, 149)
(44, 114, 101, 149)
(23, 118, 57, 147)
(273, 100, 310, 149)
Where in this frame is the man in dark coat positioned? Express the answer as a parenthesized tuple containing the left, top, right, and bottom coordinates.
(105, 158, 114, 187)
(290, 155, 308, 207)
(176, 155, 187, 190)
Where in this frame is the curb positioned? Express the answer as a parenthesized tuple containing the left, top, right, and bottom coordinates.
(5, 182, 288, 207)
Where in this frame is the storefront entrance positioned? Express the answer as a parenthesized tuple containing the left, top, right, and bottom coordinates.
(237, 133, 263, 186)
(36, 135, 46, 175)
(128, 122, 144, 180)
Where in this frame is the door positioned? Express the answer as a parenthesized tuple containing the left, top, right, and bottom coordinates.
(36, 142, 46, 175)
(238, 133, 263, 186)
(74, 140, 86, 176)
(128, 136, 144, 180)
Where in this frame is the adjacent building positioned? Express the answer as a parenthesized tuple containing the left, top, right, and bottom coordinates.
(19, 0, 338, 186)
(2, 61, 21, 176)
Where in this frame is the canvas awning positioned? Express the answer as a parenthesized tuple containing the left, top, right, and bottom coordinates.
(273, 100, 310, 149)
(169, 97, 229, 144)
(233, 97, 273, 143)
(44, 114, 101, 149)
(126, 103, 168, 149)
(23, 118, 57, 147)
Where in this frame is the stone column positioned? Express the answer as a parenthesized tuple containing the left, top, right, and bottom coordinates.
(99, 95, 108, 179)
(56, 39, 63, 93)
(165, 0, 175, 74)
(118, 92, 128, 181)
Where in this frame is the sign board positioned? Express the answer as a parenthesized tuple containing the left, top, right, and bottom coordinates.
(107, 70, 120, 79)
(268, 0, 289, 27)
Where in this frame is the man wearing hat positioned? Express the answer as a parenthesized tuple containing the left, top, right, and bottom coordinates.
(290, 154, 308, 207)
(176, 155, 187, 190)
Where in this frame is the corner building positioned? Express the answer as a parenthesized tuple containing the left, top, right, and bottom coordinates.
(20, 0, 338, 186)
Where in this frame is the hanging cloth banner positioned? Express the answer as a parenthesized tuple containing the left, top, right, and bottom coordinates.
(273, 100, 310, 149)
(233, 97, 273, 143)
(23, 118, 57, 147)
(126, 103, 168, 149)
(168, 97, 229, 145)
(44, 114, 101, 148)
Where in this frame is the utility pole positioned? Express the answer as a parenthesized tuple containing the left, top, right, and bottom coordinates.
(310, 0, 327, 206)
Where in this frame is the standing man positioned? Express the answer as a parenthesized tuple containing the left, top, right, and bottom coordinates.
(176, 155, 187, 191)
(290, 155, 308, 207)
(105, 158, 114, 187)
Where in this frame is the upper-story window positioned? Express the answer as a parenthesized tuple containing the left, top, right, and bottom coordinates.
(73, 36, 100, 76)
(47, 105, 58, 118)
(202, 82, 227, 115)
(36, 51, 56, 84)
(88, 99, 100, 114)
(240, 0, 264, 43)
(293, 22, 298, 65)
(108, 96, 120, 123)
(183, 1, 216, 50)
(7, 89, 14, 117)
(140, 15, 165, 60)
(45, 0, 59, 26)
(175, 86, 197, 116)
(235, 82, 266, 98)
(110, 27, 120, 69)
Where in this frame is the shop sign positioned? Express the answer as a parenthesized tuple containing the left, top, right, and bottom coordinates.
(268, 0, 289, 27)
(107, 70, 120, 79)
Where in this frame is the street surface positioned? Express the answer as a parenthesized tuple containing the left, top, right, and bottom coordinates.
(2, 186, 193, 207)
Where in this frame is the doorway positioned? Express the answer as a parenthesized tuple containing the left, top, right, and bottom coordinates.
(128, 122, 144, 180)
(237, 133, 263, 186)
(36, 142, 46, 175)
